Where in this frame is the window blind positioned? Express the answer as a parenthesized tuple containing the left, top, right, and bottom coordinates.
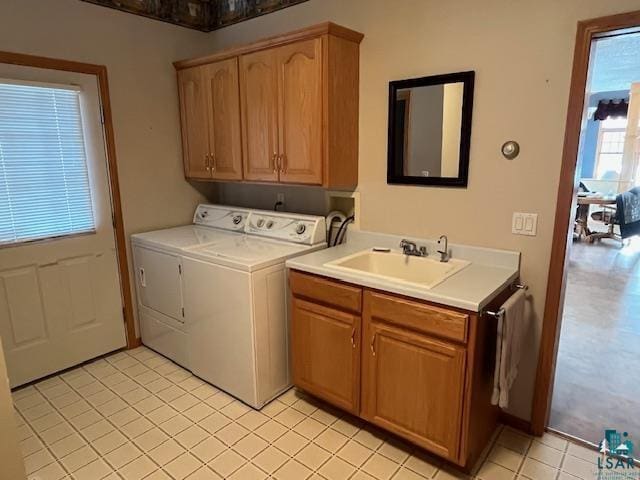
(0, 80, 95, 245)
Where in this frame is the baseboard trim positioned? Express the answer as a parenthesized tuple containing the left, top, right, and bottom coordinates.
(128, 337, 142, 349)
(500, 411, 533, 435)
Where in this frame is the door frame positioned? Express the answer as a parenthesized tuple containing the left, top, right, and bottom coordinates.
(0, 50, 137, 349)
(531, 10, 640, 436)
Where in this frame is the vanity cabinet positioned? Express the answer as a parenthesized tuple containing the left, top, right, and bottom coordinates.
(362, 291, 466, 460)
(175, 22, 363, 189)
(291, 298, 360, 414)
(289, 270, 502, 470)
(177, 58, 243, 180)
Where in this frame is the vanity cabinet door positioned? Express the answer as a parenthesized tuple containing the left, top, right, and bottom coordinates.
(291, 297, 360, 414)
(204, 58, 243, 181)
(362, 299, 466, 461)
(275, 38, 323, 185)
(239, 49, 280, 182)
(177, 66, 211, 179)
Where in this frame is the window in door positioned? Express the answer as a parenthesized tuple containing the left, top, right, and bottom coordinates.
(594, 117, 627, 180)
(0, 79, 95, 246)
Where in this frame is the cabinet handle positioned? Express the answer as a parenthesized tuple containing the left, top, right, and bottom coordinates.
(272, 152, 278, 173)
(204, 154, 210, 171)
(370, 333, 376, 356)
(210, 153, 216, 172)
(280, 153, 287, 173)
(350, 328, 356, 348)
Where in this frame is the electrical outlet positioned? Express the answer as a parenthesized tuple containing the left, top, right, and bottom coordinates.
(512, 212, 538, 236)
(276, 192, 285, 208)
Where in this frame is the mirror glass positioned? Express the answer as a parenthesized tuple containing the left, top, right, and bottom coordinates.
(387, 71, 474, 187)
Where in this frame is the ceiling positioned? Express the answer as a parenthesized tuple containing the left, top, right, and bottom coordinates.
(590, 32, 640, 93)
(81, 0, 309, 32)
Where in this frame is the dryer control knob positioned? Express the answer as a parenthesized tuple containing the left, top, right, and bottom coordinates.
(266, 220, 274, 229)
(296, 224, 306, 234)
(232, 215, 242, 225)
(257, 219, 265, 227)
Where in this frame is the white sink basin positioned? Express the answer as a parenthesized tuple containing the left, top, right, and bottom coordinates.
(325, 249, 470, 289)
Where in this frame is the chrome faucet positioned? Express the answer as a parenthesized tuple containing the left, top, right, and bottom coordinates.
(437, 235, 449, 262)
(400, 239, 427, 257)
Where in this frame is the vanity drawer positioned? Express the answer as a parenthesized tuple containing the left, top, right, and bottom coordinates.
(365, 290, 468, 343)
(289, 270, 362, 314)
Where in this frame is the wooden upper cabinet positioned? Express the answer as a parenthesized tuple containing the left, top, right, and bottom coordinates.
(276, 38, 323, 185)
(177, 67, 210, 179)
(239, 49, 279, 182)
(204, 58, 243, 181)
(174, 22, 363, 188)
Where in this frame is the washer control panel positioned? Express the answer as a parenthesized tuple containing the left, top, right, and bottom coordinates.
(245, 212, 325, 245)
(193, 205, 249, 231)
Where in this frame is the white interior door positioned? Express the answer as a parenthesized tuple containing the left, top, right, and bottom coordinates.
(0, 65, 126, 387)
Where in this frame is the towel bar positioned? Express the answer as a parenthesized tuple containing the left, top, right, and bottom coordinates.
(483, 283, 527, 319)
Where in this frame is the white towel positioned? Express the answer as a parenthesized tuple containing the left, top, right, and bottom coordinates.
(491, 289, 527, 409)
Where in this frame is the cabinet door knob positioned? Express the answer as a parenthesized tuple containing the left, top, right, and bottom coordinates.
(370, 333, 376, 356)
(350, 328, 356, 348)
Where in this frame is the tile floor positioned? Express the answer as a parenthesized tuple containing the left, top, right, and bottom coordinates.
(14, 346, 602, 480)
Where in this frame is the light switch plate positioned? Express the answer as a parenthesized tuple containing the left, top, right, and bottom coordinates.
(512, 212, 538, 236)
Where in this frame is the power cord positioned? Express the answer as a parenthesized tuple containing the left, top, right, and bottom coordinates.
(333, 215, 355, 247)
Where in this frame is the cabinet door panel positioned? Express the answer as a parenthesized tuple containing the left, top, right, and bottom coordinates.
(177, 66, 210, 179)
(362, 320, 465, 460)
(204, 58, 243, 180)
(239, 50, 279, 182)
(291, 298, 360, 414)
(276, 38, 323, 185)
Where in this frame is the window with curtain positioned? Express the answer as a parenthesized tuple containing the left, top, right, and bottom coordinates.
(0, 80, 95, 246)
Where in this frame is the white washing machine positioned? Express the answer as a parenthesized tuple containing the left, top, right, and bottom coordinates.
(131, 205, 326, 408)
(131, 205, 249, 368)
(182, 210, 326, 408)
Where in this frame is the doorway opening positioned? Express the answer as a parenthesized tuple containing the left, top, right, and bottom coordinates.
(532, 11, 640, 446)
(552, 28, 640, 445)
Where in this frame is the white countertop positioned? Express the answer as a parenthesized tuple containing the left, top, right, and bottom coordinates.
(286, 230, 521, 312)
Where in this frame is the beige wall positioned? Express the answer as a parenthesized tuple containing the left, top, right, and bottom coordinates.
(0, 0, 216, 334)
(0, 342, 26, 480)
(204, 0, 640, 420)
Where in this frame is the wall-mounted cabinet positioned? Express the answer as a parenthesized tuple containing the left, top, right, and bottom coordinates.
(175, 22, 363, 189)
(177, 58, 243, 180)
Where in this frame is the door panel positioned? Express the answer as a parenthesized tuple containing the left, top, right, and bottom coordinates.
(239, 50, 279, 182)
(276, 38, 323, 185)
(63, 256, 97, 328)
(0, 252, 125, 387)
(362, 321, 466, 460)
(178, 66, 211, 179)
(291, 298, 360, 413)
(133, 246, 183, 322)
(0, 267, 47, 346)
(0, 66, 126, 387)
(204, 58, 243, 180)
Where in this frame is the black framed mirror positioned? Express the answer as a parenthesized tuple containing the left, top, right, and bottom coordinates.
(387, 71, 474, 187)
